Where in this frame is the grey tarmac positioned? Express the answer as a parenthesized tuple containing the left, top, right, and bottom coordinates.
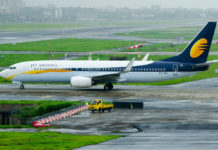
(76, 130, 218, 150)
(1, 77, 218, 100)
(1, 76, 218, 150)
(0, 24, 198, 45)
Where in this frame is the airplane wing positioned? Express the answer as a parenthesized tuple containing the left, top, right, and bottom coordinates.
(91, 58, 135, 83)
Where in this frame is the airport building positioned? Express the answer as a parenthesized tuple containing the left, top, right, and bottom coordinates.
(0, 0, 25, 14)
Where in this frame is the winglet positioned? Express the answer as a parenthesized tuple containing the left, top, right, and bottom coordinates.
(88, 52, 92, 61)
(142, 53, 150, 61)
(123, 58, 135, 73)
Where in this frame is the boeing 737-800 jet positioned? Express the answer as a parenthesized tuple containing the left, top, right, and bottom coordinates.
(0, 22, 217, 90)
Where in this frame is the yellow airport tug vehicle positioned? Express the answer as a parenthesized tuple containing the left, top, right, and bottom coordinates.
(88, 99, 114, 113)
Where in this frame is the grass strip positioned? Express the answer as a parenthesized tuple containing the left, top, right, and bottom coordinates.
(0, 54, 64, 67)
(0, 38, 138, 52)
(0, 131, 122, 150)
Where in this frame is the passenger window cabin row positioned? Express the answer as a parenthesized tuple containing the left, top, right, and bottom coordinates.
(33, 68, 166, 72)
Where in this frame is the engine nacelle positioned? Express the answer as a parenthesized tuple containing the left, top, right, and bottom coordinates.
(70, 76, 92, 88)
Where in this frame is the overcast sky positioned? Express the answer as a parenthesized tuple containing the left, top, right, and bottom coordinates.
(23, 0, 218, 9)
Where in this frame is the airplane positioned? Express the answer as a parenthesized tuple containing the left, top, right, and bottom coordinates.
(0, 22, 217, 90)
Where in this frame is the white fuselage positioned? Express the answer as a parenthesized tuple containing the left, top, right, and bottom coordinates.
(0, 60, 197, 84)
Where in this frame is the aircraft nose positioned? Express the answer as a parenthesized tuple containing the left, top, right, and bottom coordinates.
(0, 70, 7, 78)
(0, 71, 3, 77)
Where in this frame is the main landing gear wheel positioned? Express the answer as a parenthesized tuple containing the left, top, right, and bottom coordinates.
(104, 83, 113, 90)
(20, 83, 24, 90)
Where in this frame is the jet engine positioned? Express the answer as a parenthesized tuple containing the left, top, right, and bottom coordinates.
(70, 76, 92, 88)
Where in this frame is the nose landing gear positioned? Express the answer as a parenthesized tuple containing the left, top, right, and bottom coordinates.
(20, 83, 24, 89)
(104, 83, 113, 90)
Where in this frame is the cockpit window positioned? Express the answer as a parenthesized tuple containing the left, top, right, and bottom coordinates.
(9, 67, 16, 70)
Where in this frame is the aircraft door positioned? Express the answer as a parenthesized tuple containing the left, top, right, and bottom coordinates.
(173, 64, 178, 76)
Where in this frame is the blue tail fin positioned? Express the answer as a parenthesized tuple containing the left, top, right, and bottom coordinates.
(162, 22, 216, 64)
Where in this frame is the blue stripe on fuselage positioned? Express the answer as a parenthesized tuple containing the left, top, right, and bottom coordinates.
(31, 61, 208, 72)
(142, 61, 209, 72)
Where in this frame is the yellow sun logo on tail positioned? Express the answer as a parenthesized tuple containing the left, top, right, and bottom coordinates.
(190, 38, 208, 58)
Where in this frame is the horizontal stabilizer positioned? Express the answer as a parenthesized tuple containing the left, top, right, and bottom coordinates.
(193, 60, 218, 66)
